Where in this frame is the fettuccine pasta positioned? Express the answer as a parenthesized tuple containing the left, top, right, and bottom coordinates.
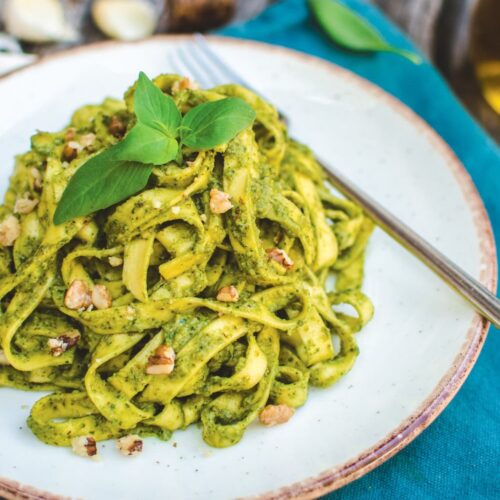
(0, 75, 374, 451)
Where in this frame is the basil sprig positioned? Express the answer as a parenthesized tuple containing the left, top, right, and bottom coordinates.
(53, 72, 256, 224)
(308, 0, 421, 65)
(181, 98, 258, 149)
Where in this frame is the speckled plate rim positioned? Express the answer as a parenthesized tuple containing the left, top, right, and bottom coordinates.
(0, 35, 496, 500)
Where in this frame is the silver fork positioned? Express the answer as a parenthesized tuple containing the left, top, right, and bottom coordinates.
(170, 33, 500, 328)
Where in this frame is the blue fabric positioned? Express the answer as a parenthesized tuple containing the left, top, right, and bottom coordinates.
(218, 1, 500, 498)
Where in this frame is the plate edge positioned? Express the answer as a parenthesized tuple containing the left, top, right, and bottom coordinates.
(0, 34, 496, 500)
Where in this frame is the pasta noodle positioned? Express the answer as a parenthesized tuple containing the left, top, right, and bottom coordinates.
(0, 75, 374, 449)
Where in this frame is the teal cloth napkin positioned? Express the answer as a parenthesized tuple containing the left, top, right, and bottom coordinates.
(218, 0, 500, 498)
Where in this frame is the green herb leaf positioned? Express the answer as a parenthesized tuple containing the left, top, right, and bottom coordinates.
(308, 0, 421, 64)
(53, 149, 152, 225)
(134, 72, 181, 136)
(180, 97, 256, 150)
(116, 123, 178, 165)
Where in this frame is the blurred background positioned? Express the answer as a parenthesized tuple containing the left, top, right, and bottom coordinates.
(0, 0, 498, 142)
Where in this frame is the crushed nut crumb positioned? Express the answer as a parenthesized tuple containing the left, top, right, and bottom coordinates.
(172, 77, 198, 93)
(117, 435, 143, 456)
(146, 345, 175, 375)
(216, 285, 239, 302)
(64, 280, 92, 310)
(71, 436, 97, 458)
(91, 284, 112, 310)
(152, 199, 162, 209)
(259, 404, 295, 426)
(209, 189, 233, 214)
(108, 256, 123, 267)
(80, 133, 96, 148)
(170, 205, 181, 215)
(31, 167, 43, 190)
(14, 195, 38, 215)
(47, 330, 80, 357)
(266, 248, 294, 270)
(200, 214, 207, 223)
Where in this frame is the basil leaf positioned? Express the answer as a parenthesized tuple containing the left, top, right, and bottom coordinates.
(134, 72, 181, 136)
(308, 0, 421, 64)
(180, 97, 256, 150)
(116, 123, 178, 165)
(53, 148, 152, 224)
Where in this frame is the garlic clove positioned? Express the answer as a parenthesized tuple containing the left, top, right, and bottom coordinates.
(4, 0, 78, 44)
(92, 0, 157, 42)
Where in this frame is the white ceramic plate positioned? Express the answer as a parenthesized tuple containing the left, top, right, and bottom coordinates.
(0, 36, 496, 500)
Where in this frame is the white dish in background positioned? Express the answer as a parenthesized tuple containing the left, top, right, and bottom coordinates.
(0, 36, 496, 500)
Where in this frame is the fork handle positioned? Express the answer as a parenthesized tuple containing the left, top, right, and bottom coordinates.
(319, 157, 500, 329)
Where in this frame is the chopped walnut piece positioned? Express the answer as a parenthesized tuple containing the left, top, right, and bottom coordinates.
(108, 256, 123, 267)
(117, 435, 143, 456)
(146, 345, 175, 375)
(80, 133, 96, 148)
(172, 77, 199, 93)
(68, 141, 83, 151)
(47, 330, 80, 357)
(170, 205, 180, 215)
(209, 188, 233, 214)
(91, 284, 112, 310)
(266, 248, 294, 270)
(0, 349, 10, 365)
(47, 338, 65, 356)
(109, 115, 126, 138)
(217, 285, 239, 302)
(62, 143, 78, 162)
(14, 195, 38, 215)
(259, 404, 295, 426)
(64, 280, 92, 310)
(71, 436, 97, 458)
(0, 215, 20, 247)
(31, 167, 43, 190)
